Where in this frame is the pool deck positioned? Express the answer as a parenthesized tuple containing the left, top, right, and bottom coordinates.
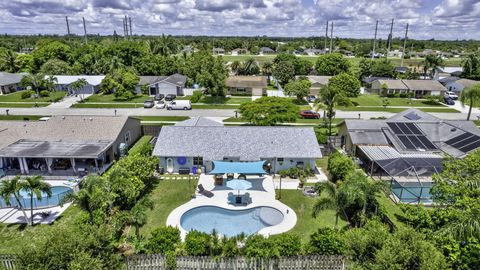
(167, 174, 297, 239)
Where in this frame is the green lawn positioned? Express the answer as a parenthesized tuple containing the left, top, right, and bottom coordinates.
(193, 104, 239, 109)
(72, 103, 141, 108)
(140, 178, 198, 236)
(0, 206, 82, 254)
(0, 115, 45, 121)
(350, 95, 446, 107)
(84, 94, 150, 103)
(0, 102, 49, 108)
(0, 91, 66, 103)
(474, 120, 480, 126)
(223, 117, 345, 125)
(278, 189, 346, 242)
(315, 157, 329, 173)
(132, 116, 189, 122)
(195, 96, 251, 105)
(339, 106, 459, 113)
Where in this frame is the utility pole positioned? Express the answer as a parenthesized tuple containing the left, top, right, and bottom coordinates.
(65, 16, 70, 36)
(329, 21, 333, 54)
(82, 17, 88, 44)
(124, 15, 129, 38)
(386, 19, 394, 59)
(324, 20, 329, 52)
(400, 23, 409, 67)
(129, 17, 133, 37)
(371, 20, 378, 60)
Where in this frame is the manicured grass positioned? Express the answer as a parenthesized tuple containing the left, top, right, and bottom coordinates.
(132, 116, 189, 122)
(474, 120, 480, 126)
(192, 104, 239, 109)
(0, 102, 49, 108)
(72, 103, 141, 108)
(278, 189, 346, 242)
(315, 157, 329, 173)
(223, 117, 345, 126)
(197, 96, 252, 105)
(350, 95, 446, 107)
(140, 178, 199, 236)
(376, 194, 407, 230)
(0, 115, 45, 121)
(0, 206, 82, 254)
(128, 135, 153, 154)
(84, 94, 150, 103)
(0, 91, 66, 103)
(339, 106, 459, 113)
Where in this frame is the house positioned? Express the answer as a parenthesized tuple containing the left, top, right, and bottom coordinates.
(49, 75, 105, 95)
(137, 74, 187, 96)
(226, 76, 267, 96)
(388, 50, 403, 58)
(304, 76, 332, 95)
(0, 116, 141, 177)
(370, 79, 446, 97)
(435, 67, 463, 80)
(337, 108, 480, 178)
(153, 118, 322, 174)
(231, 48, 248, 56)
(371, 79, 409, 95)
(304, 48, 324, 56)
(439, 77, 480, 93)
(260, 47, 275, 55)
(0, 72, 26, 95)
(394, 66, 409, 74)
(212, 48, 225, 55)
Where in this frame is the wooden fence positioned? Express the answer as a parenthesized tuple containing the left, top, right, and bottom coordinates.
(126, 255, 345, 270)
(0, 255, 16, 270)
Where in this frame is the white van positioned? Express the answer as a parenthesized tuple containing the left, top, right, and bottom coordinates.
(167, 100, 192, 110)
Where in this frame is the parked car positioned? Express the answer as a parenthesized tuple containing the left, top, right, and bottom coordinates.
(156, 101, 166, 109)
(165, 94, 177, 101)
(445, 91, 458, 100)
(444, 96, 455, 105)
(167, 100, 192, 110)
(307, 95, 317, 103)
(154, 94, 164, 101)
(300, 110, 320, 119)
(143, 99, 155, 108)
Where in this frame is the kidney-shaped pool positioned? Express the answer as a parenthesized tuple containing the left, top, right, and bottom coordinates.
(180, 206, 284, 237)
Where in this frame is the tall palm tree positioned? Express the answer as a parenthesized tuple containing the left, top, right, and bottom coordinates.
(460, 84, 480, 120)
(439, 209, 480, 242)
(241, 57, 260, 75)
(314, 85, 350, 137)
(312, 181, 347, 228)
(420, 54, 444, 79)
(70, 78, 88, 100)
(122, 197, 154, 237)
(43, 75, 58, 92)
(0, 176, 29, 224)
(20, 73, 46, 97)
(262, 62, 273, 84)
(0, 49, 18, 72)
(461, 53, 480, 79)
(19, 175, 51, 225)
(230, 60, 241, 75)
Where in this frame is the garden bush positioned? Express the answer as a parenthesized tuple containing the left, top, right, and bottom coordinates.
(306, 228, 346, 255)
(184, 230, 212, 256)
(21, 90, 33, 99)
(327, 152, 356, 183)
(39, 90, 50, 97)
(145, 226, 181, 254)
(190, 91, 203, 103)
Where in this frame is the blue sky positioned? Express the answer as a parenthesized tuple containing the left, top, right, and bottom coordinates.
(0, 0, 479, 40)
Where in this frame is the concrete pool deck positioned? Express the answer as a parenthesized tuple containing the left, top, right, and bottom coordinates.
(167, 174, 297, 239)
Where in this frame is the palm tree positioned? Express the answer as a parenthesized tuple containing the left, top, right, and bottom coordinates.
(19, 175, 51, 225)
(460, 84, 480, 120)
(20, 73, 46, 97)
(439, 209, 480, 242)
(43, 76, 58, 92)
(230, 60, 241, 75)
(461, 53, 480, 79)
(420, 54, 444, 79)
(0, 176, 29, 224)
(314, 85, 350, 137)
(70, 78, 88, 100)
(312, 181, 347, 228)
(122, 197, 154, 237)
(262, 62, 274, 84)
(241, 57, 260, 75)
(0, 49, 18, 72)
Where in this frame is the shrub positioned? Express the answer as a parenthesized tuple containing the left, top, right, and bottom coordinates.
(307, 228, 346, 255)
(327, 152, 356, 183)
(128, 136, 153, 156)
(425, 95, 442, 105)
(269, 234, 302, 256)
(39, 90, 50, 97)
(190, 91, 203, 103)
(184, 230, 212, 256)
(21, 90, 33, 99)
(243, 235, 279, 258)
(145, 226, 181, 254)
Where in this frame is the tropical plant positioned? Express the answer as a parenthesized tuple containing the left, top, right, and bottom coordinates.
(0, 176, 29, 224)
(313, 85, 350, 137)
(307, 228, 346, 255)
(19, 175, 52, 225)
(283, 78, 311, 101)
(20, 73, 46, 97)
(0, 48, 18, 72)
(261, 61, 273, 83)
(459, 84, 480, 120)
(70, 78, 88, 100)
(312, 181, 345, 227)
(315, 53, 351, 76)
(461, 53, 480, 80)
(238, 96, 299, 125)
(420, 54, 444, 79)
(122, 197, 154, 237)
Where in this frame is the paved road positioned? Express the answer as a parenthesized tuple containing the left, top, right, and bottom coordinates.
(3, 106, 478, 121)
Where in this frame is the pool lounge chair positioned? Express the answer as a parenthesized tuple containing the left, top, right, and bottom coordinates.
(197, 184, 214, 198)
(227, 192, 235, 204)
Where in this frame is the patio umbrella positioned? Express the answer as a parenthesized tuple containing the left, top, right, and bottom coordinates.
(226, 179, 252, 190)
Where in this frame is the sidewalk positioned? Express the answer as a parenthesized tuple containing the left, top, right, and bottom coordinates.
(47, 94, 92, 108)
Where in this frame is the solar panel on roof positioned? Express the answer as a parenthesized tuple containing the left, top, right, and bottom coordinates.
(459, 140, 480, 153)
(404, 123, 422, 135)
(396, 123, 414, 134)
(398, 135, 415, 149)
(387, 123, 403, 134)
(445, 132, 480, 153)
(445, 133, 472, 145)
(404, 112, 421, 121)
(418, 136, 437, 150)
(408, 136, 425, 149)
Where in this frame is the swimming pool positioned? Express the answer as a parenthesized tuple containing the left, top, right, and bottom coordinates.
(391, 182, 433, 204)
(180, 206, 284, 237)
(0, 186, 73, 209)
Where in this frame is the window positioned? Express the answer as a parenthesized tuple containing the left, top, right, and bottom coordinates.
(193, 157, 203, 166)
(236, 88, 247, 93)
(124, 131, 131, 143)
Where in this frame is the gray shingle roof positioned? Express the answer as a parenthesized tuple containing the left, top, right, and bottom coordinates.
(226, 76, 267, 88)
(174, 117, 223, 127)
(153, 126, 322, 161)
(0, 72, 25, 86)
(402, 80, 447, 91)
(138, 74, 187, 87)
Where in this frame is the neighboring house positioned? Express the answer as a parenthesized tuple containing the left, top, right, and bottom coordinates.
(337, 108, 480, 178)
(388, 50, 403, 58)
(137, 74, 187, 96)
(435, 67, 463, 80)
(370, 79, 446, 97)
(0, 116, 141, 177)
(212, 48, 225, 55)
(371, 79, 409, 95)
(304, 48, 324, 56)
(394, 66, 409, 74)
(226, 76, 267, 96)
(439, 77, 480, 93)
(260, 47, 275, 55)
(337, 49, 354, 57)
(50, 75, 105, 95)
(153, 118, 322, 174)
(231, 48, 248, 55)
(0, 72, 26, 95)
(304, 76, 332, 95)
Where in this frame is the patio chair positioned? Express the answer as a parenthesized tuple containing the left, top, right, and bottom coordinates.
(244, 193, 252, 205)
(227, 192, 235, 204)
(197, 184, 214, 198)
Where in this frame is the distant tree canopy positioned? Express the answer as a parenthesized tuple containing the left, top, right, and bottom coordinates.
(239, 96, 299, 125)
(315, 53, 351, 76)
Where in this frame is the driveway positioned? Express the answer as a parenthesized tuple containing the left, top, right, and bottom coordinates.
(47, 94, 92, 108)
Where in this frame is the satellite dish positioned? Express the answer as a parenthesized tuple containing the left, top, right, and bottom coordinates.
(177, 157, 187, 165)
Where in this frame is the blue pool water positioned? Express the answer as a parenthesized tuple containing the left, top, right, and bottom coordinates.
(180, 206, 284, 237)
(0, 186, 73, 209)
(391, 182, 433, 204)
